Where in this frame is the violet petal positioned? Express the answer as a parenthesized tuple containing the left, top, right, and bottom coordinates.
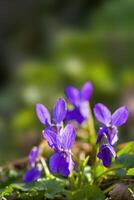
(42, 128, 59, 151)
(97, 144, 116, 167)
(79, 101, 89, 119)
(60, 124, 76, 150)
(23, 168, 41, 183)
(66, 151, 75, 172)
(58, 155, 70, 177)
(49, 152, 61, 174)
(80, 81, 93, 101)
(93, 103, 111, 125)
(65, 86, 80, 106)
(53, 98, 67, 124)
(112, 106, 129, 127)
(108, 126, 118, 145)
(36, 104, 51, 125)
(29, 146, 40, 166)
(65, 108, 85, 124)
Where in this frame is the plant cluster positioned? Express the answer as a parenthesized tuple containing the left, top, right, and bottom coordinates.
(0, 81, 134, 200)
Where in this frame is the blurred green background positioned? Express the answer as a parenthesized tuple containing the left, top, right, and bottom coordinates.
(0, 0, 134, 164)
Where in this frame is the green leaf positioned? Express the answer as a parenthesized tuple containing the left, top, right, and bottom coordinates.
(12, 178, 65, 199)
(0, 185, 14, 198)
(83, 166, 92, 182)
(117, 154, 134, 169)
(79, 156, 90, 171)
(82, 156, 90, 168)
(44, 179, 65, 199)
(117, 142, 134, 157)
(94, 164, 105, 178)
(66, 185, 105, 200)
(116, 168, 126, 177)
(127, 168, 134, 176)
(0, 178, 66, 199)
(12, 181, 45, 192)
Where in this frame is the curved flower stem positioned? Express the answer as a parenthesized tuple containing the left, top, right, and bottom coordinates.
(87, 104, 97, 165)
(40, 156, 53, 178)
(39, 140, 53, 177)
(88, 104, 96, 145)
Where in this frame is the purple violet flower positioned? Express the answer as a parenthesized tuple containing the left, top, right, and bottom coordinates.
(97, 144, 116, 167)
(43, 124, 76, 177)
(65, 81, 93, 124)
(93, 103, 129, 145)
(36, 97, 75, 176)
(23, 146, 41, 183)
(94, 103, 129, 167)
(23, 167, 41, 183)
(36, 98, 67, 130)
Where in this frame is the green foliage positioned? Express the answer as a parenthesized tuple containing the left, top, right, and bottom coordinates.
(127, 168, 134, 176)
(92, 164, 105, 179)
(0, 186, 14, 199)
(0, 181, 106, 200)
(66, 185, 105, 200)
(117, 154, 134, 169)
(117, 142, 134, 157)
(0, 178, 65, 200)
(0, 134, 134, 200)
(74, 156, 92, 188)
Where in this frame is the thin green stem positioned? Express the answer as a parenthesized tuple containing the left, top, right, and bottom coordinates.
(88, 104, 96, 145)
(87, 104, 98, 165)
(40, 156, 53, 178)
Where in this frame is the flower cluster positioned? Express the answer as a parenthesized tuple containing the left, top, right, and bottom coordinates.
(23, 81, 129, 183)
(65, 81, 93, 124)
(93, 103, 129, 167)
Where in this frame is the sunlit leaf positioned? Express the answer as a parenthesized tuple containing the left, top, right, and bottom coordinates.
(117, 142, 134, 157)
(127, 168, 134, 176)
